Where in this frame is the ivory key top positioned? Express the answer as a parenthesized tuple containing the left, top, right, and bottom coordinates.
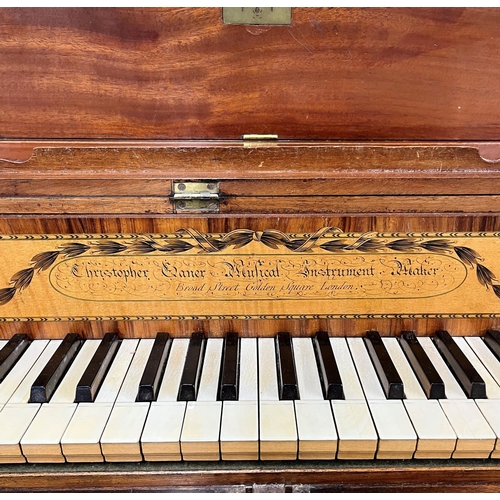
(100, 339, 154, 462)
(180, 338, 223, 461)
(141, 339, 189, 462)
(220, 338, 258, 461)
(258, 338, 297, 460)
(292, 337, 337, 460)
(329, 338, 377, 460)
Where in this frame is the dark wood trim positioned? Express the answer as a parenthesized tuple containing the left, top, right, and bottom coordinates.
(0, 460, 499, 492)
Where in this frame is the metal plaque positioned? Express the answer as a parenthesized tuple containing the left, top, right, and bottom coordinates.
(223, 8, 292, 26)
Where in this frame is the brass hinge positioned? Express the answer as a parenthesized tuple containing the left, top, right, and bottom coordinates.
(173, 182, 220, 213)
(243, 134, 279, 147)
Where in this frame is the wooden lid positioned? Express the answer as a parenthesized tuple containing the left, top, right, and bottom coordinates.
(1, 7, 500, 141)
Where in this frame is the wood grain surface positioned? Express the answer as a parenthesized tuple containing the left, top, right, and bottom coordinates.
(1, 8, 500, 140)
(0, 460, 500, 492)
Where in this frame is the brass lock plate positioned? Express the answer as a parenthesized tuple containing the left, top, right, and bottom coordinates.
(222, 8, 292, 26)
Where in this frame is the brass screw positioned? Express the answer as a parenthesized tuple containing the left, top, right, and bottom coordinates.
(177, 200, 186, 210)
(207, 183, 216, 191)
(177, 183, 186, 192)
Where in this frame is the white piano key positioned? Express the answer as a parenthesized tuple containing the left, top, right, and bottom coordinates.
(180, 338, 223, 461)
(466, 336, 500, 388)
(382, 337, 456, 458)
(238, 338, 257, 401)
(100, 402, 150, 462)
(156, 338, 189, 402)
(20, 339, 101, 463)
(0, 340, 48, 405)
(404, 400, 456, 459)
(20, 403, 76, 463)
(454, 336, 500, 399)
(96, 339, 140, 403)
(61, 403, 114, 462)
(292, 337, 323, 400)
(258, 338, 297, 460)
(475, 400, 500, 458)
(62, 339, 139, 462)
(0, 403, 40, 463)
(330, 337, 364, 400)
(292, 337, 337, 459)
(115, 338, 154, 403)
(259, 337, 279, 401)
(141, 339, 189, 461)
(197, 338, 223, 401)
(346, 337, 385, 400)
(101, 339, 154, 462)
(220, 338, 258, 460)
(220, 401, 258, 460)
(295, 400, 337, 460)
(368, 400, 417, 459)
(141, 402, 187, 461)
(439, 399, 496, 458)
(329, 337, 377, 459)
(181, 401, 222, 461)
(260, 400, 297, 460)
(0, 340, 61, 463)
(331, 400, 377, 459)
(418, 337, 466, 400)
(382, 338, 426, 400)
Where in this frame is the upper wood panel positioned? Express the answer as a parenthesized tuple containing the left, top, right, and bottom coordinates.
(1, 8, 500, 140)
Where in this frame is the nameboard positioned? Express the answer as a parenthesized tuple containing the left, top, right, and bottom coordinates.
(0, 227, 499, 321)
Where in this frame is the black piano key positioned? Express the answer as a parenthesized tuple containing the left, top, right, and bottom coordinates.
(75, 332, 120, 402)
(399, 330, 445, 400)
(0, 333, 31, 383)
(484, 329, 500, 360)
(219, 331, 239, 401)
(364, 330, 404, 399)
(30, 333, 82, 403)
(137, 332, 171, 402)
(433, 330, 486, 399)
(313, 331, 343, 399)
(276, 332, 299, 400)
(178, 332, 205, 401)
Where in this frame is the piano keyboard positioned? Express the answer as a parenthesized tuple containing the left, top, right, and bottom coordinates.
(1, 330, 500, 463)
